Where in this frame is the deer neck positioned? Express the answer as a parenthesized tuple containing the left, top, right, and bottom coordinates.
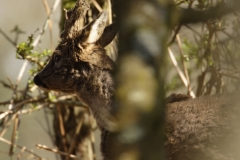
(75, 66, 115, 129)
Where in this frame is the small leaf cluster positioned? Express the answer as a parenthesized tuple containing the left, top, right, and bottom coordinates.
(16, 35, 52, 75)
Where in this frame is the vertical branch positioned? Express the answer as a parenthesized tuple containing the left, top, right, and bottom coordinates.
(107, 0, 112, 24)
(91, 0, 103, 12)
(90, 129, 96, 160)
(110, 0, 174, 159)
(8, 61, 28, 155)
(66, 116, 83, 160)
(42, 0, 54, 50)
(9, 114, 19, 155)
(8, 60, 28, 110)
(56, 105, 68, 153)
(176, 35, 190, 83)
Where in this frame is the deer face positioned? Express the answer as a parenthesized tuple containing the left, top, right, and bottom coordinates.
(33, 12, 117, 94)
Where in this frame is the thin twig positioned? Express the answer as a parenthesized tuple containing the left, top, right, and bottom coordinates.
(0, 105, 43, 137)
(219, 72, 240, 80)
(1, 95, 87, 109)
(220, 67, 240, 73)
(42, 0, 54, 50)
(16, 146, 26, 160)
(179, 0, 240, 24)
(20, 105, 44, 114)
(107, 0, 112, 24)
(168, 24, 182, 46)
(33, 0, 60, 47)
(9, 114, 19, 155)
(86, 113, 96, 160)
(56, 105, 68, 153)
(9, 78, 30, 155)
(0, 100, 12, 105)
(43, 106, 56, 157)
(35, 117, 49, 137)
(90, 128, 96, 160)
(36, 144, 81, 160)
(6, 77, 14, 89)
(0, 114, 17, 138)
(51, 99, 87, 108)
(0, 137, 42, 159)
(168, 47, 196, 98)
(91, 0, 103, 12)
(1, 0, 61, 157)
(176, 34, 190, 82)
(0, 96, 48, 120)
(8, 60, 28, 110)
(4, 64, 29, 155)
(184, 24, 202, 37)
(176, 34, 193, 95)
(0, 28, 16, 46)
(87, 138, 94, 160)
(0, 80, 16, 91)
(66, 116, 83, 160)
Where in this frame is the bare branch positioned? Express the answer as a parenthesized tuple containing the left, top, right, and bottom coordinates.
(168, 47, 196, 98)
(0, 137, 42, 159)
(0, 28, 16, 46)
(0, 96, 47, 120)
(66, 115, 83, 160)
(41, 0, 54, 50)
(56, 106, 68, 153)
(90, 0, 103, 12)
(179, 0, 240, 24)
(36, 144, 81, 160)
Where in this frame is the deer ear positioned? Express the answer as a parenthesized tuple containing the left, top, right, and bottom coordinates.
(96, 22, 118, 47)
(82, 11, 108, 43)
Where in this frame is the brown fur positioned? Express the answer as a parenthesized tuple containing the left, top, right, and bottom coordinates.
(34, 9, 240, 160)
(166, 93, 240, 160)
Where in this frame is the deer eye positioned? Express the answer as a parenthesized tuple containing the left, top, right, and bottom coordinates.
(54, 55, 61, 63)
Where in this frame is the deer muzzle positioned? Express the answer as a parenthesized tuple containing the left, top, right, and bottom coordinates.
(33, 74, 49, 91)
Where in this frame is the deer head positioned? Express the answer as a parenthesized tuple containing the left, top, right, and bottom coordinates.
(34, 11, 118, 130)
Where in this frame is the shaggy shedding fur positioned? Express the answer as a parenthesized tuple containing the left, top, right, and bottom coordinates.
(34, 6, 240, 160)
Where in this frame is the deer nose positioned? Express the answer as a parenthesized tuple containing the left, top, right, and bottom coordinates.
(34, 74, 48, 89)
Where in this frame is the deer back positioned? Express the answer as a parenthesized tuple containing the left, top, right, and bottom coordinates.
(166, 93, 240, 160)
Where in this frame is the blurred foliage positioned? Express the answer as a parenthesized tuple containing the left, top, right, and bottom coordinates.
(0, 0, 240, 159)
(165, 0, 240, 95)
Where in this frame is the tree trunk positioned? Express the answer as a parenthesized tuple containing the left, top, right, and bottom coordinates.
(108, 0, 175, 159)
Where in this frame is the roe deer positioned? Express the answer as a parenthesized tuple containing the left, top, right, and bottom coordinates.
(34, 9, 240, 160)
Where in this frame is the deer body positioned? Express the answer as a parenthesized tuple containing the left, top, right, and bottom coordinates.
(166, 93, 240, 160)
(34, 10, 240, 160)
